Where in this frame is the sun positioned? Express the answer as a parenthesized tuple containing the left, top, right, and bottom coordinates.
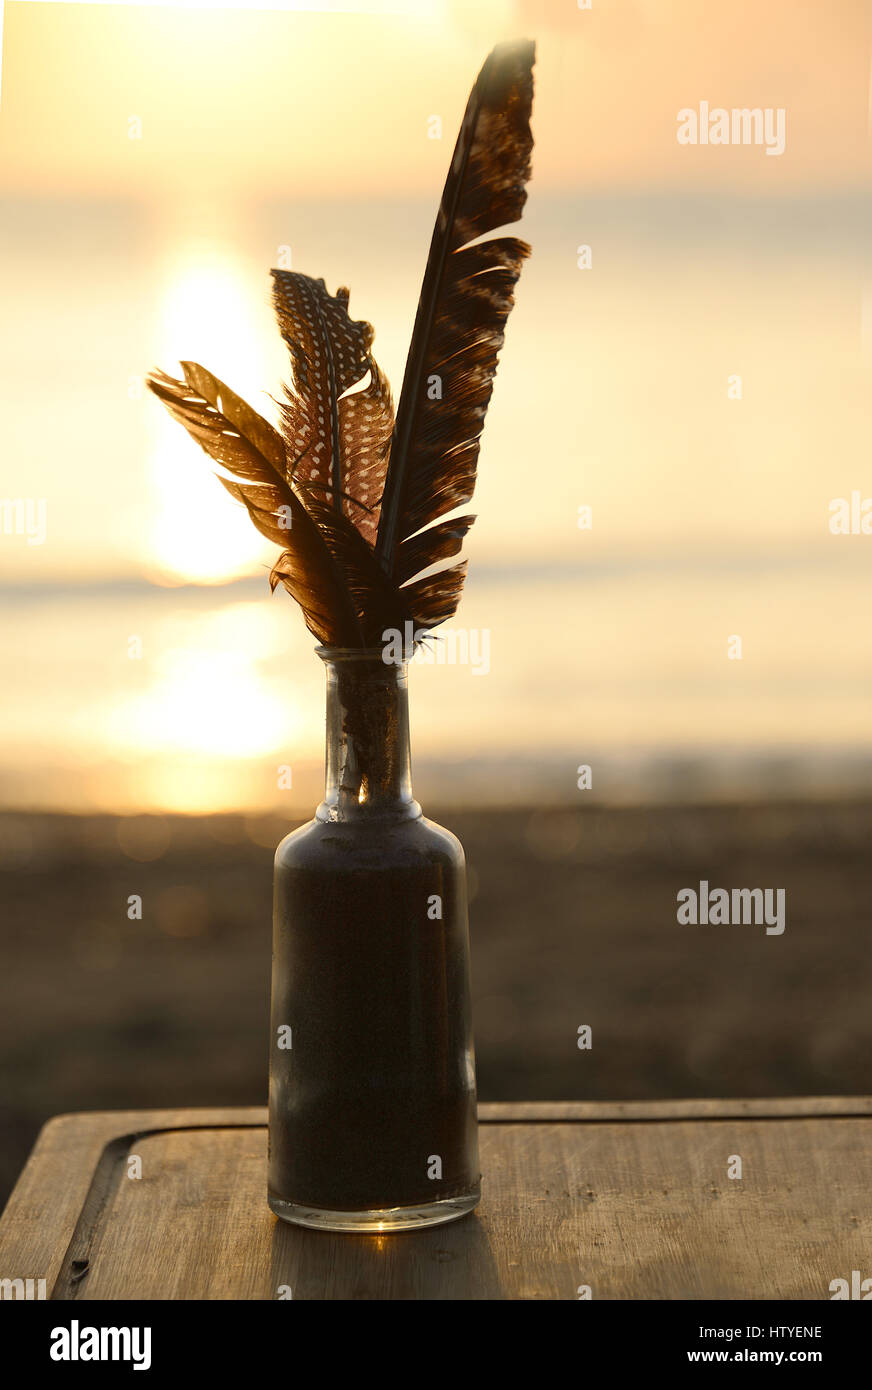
(148, 243, 274, 586)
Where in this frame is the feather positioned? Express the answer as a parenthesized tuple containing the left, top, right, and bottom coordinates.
(271, 492, 414, 649)
(375, 38, 535, 630)
(145, 363, 363, 647)
(145, 41, 534, 653)
(271, 271, 394, 547)
(146, 360, 410, 647)
(395, 514, 476, 587)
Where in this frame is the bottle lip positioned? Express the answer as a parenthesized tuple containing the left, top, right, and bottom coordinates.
(315, 645, 408, 665)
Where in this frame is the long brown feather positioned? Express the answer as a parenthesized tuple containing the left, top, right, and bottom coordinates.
(375, 39, 535, 629)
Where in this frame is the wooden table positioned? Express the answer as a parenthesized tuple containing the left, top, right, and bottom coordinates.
(1, 1098, 869, 1300)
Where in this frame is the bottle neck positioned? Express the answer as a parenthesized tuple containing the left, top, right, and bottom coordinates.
(317, 651, 420, 822)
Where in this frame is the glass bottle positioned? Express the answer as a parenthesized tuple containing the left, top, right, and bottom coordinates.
(268, 646, 480, 1231)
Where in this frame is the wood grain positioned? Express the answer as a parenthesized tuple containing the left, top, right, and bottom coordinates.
(0, 1100, 869, 1300)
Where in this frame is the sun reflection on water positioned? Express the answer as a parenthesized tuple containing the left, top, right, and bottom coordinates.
(103, 602, 298, 810)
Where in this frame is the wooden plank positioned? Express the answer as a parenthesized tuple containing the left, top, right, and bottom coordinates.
(1, 1101, 870, 1299)
(0, 1108, 263, 1295)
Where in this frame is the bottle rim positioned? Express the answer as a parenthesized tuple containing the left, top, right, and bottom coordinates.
(315, 645, 408, 665)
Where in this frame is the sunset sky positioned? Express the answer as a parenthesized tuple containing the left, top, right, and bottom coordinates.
(1, 1, 869, 199)
(1, 0, 870, 810)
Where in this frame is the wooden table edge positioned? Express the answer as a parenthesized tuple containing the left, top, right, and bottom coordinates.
(26, 1093, 872, 1143)
(3, 1096, 871, 1293)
